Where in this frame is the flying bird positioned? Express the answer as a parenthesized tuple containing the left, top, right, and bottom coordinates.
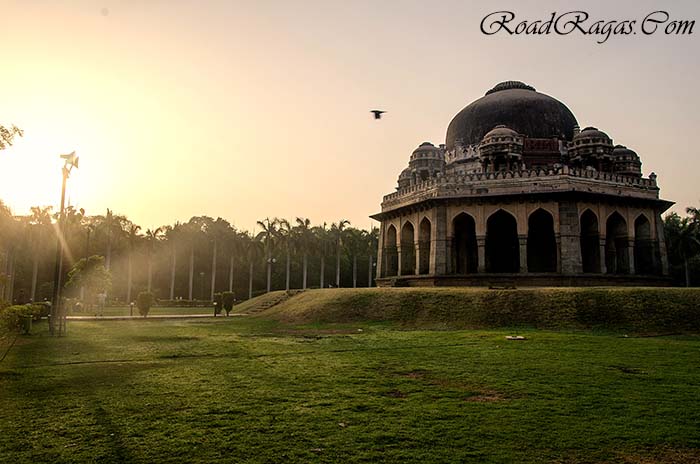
(370, 110, 386, 120)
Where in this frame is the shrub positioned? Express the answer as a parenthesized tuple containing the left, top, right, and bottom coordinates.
(0, 304, 42, 335)
(222, 291, 236, 316)
(136, 292, 154, 317)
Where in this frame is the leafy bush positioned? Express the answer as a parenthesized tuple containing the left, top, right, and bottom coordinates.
(0, 304, 42, 334)
(136, 292, 154, 317)
(222, 292, 235, 315)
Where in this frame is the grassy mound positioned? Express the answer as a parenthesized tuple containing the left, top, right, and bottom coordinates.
(256, 287, 700, 332)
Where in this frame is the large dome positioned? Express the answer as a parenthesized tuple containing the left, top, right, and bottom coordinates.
(445, 81, 579, 150)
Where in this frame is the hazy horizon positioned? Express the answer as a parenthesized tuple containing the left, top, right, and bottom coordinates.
(1, 0, 699, 231)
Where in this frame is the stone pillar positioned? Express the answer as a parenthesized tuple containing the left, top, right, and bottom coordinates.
(555, 234, 562, 273)
(414, 241, 420, 276)
(558, 201, 583, 274)
(654, 213, 670, 275)
(477, 236, 486, 273)
(430, 206, 448, 275)
(376, 224, 385, 278)
(627, 239, 636, 275)
(518, 235, 527, 273)
(599, 237, 607, 274)
(397, 246, 403, 276)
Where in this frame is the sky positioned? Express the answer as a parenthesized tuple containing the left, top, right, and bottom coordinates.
(1, 0, 699, 232)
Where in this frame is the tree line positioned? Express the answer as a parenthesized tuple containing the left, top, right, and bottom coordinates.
(0, 201, 379, 305)
(664, 206, 700, 287)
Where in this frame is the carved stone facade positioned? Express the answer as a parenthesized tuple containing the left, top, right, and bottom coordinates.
(371, 81, 672, 287)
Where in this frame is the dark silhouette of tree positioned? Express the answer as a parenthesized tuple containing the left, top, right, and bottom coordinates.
(0, 125, 23, 150)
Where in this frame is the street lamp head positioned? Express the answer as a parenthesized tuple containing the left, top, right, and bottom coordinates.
(60, 151, 79, 168)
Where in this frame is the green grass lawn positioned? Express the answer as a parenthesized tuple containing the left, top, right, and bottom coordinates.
(1, 319, 699, 463)
(67, 306, 217, 317)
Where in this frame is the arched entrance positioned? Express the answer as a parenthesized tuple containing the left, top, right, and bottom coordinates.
(605, 212, 629, 274)
(527, 209, 557, 272)
(418, 218, 431, 275)
(452, 213, 477, 274)
(400, 222, 416, 275)
(634, 215, 654, 275)
(486, 210, 519, 273)
(580, 210, 601, 273)
(384, 225, 398, 277)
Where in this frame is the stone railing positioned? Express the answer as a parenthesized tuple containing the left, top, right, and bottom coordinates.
(381, 166, 659, 210)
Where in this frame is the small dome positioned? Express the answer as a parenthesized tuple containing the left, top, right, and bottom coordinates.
(574, 126, 611, 142)
(398, 167, 412, 179)
(483, 125, 519, 139)
(413, 141, 440, 152)
(613, 145, 638, 158)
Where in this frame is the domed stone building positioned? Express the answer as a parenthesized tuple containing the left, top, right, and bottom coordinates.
(371, 81, 672, 286)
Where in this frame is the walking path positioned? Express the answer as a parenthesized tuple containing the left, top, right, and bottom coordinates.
(66, 314, 245, 321)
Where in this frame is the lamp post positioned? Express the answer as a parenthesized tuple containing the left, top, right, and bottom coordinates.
(50, 151, 79, 336)
(199, 271, 205, 301)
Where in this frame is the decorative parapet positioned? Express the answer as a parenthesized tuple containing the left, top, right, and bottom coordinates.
(381, 166, 660, 211)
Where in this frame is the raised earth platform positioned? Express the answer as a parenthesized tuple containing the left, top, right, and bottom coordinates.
(376, 273, 673, 287)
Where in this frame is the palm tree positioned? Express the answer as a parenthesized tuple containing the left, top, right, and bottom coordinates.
(99, 209, 127, 271)
(313, 223, 331, 289)
(242, 232, 263, 299)
(126, 223, 142, 303)
(28, 206, 53, 301)
(256, 217, 279, 293)
(278, 219, 294, 291)
(145, 227, 164, 293)
(294, 217, 314, 290)
(366, 226, 379, 287)
(665, 212, 700, 287)
(330, 219, 350, 287)
(0, 201, 19, 302)
(343, 228, 364, 288)
(184, 217, 209, 300)
(0, 124, 23, 150)
(209, 218, 233, 299)
(163, 222, 182, 300)
(227, 229, 242, 292)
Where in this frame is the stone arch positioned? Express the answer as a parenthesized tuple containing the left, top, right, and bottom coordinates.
(486, 210, 519, 273)
(418, 217, 431, 275)
(580, 209, 601, 273)
(634, 214, 654, 275)
(400, 222, 416, 275)
(384, 225, 398, 277)
(451, 213, 478, 274)
(605, 212, 630, 274)
(527, 208, 556, 272)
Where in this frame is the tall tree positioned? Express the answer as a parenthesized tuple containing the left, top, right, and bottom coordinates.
(98, 209, 126, 271)
(0, 124, 23, 150)
(313, 223, 331, 289)
(366, 226, 379, 287)
(278, 219, 294, 291)
(242, 232, 263, 299)
(256, 217, 279, 293)
(343, 228, 364, 288)
(164, 223, 182, 300)
(28, 206, 53, 301)
(126, 223, 142, 303)
(665, 212, 700, 287)
(208, 218, 233, 299)
(331, 219, 350, 287)
(145, 227, 164, 293)
(294, 217, 314, 290)
(227, 229, 242, 292)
